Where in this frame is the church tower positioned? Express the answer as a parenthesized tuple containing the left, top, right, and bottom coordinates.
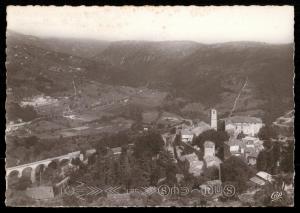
(210, 109, 217, 131)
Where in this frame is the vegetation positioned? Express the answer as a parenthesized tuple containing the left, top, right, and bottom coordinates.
(258, 125, 278, 141)
(6, 102, 38, 122)
(220, 156, 256, 193)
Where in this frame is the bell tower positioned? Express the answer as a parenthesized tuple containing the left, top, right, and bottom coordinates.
(211, 109, 217, 131)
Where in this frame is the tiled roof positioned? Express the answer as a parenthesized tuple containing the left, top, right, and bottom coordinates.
(256, 171, 273, 182)
(192, 122, 211, 136)
(181, 153, 199, 162)
(249, 176, 266, 186)
(181, 129, 193, 136)
(224, 116, 262, 124)
(245, 147, 259, 158)
(225, 139, 246, 148)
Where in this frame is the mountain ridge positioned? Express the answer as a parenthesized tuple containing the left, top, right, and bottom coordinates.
(6, 31, 294, 122)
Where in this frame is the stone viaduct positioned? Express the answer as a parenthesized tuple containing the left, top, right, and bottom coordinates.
(6, 149, 96, 183)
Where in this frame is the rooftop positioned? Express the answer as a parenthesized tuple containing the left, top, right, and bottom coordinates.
(111, 147, 122, 155)
(181, 129, 194, 136)
(225, 139, 246, 148)
(256, 171, 273, 182)
(204, 141, 215, 148)
(224, 116, 262, 124)
(249, 176, 266, 186)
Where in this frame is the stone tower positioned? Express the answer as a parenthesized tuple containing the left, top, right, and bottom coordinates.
(204, 141, 215, 158)
(211, 109, 217, 130)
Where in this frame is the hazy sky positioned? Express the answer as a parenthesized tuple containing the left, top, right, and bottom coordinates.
(7, 6, 294, 43)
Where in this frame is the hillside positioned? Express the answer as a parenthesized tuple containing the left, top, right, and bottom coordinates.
(6, 31, 294, 122)
(91, 40, 294, 121)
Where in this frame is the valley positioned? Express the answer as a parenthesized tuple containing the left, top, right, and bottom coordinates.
(5, 30, 294, 172)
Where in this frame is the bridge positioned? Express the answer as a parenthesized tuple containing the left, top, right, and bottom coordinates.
(6, 149, 96, 183)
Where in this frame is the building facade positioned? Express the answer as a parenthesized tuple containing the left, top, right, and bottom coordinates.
(211, 109, 218, 131)
(224, 116, 264, 136)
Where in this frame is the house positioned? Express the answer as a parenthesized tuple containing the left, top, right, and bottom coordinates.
(203, 141, 222, 168)
(181, 129, 194, 143)
(224, 139, 246, 159)
(204, 155, 222, 168)
(256, 171, 274, 182)
(111, 147, 122, 155)
(224, 139, 261, 165)
(223, 116, 264, 136)
(204, 141, 215, 157)
(179, 153, 204, 176)
(191, 121, 211, 136)
(249, 171, 274, 186)
(245, 148, 259, 166)
(180, 120, 212, 143)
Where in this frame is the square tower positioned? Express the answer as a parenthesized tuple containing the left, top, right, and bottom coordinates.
(211, 109, 217, 131)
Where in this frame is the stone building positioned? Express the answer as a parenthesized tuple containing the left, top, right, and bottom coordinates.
(223, 116, 264, 136)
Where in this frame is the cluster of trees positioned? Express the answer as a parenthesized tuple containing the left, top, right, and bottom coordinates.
(6, 135, 92, 167)
(121, 104, 143, 122)
(220, 156, 256, 193)
(6, 102, 38, 122)
(6, 136, 52, 166)
(72, 131, 178, 195)
(253, 173, 294, 206)
(256, 125, 294, 175)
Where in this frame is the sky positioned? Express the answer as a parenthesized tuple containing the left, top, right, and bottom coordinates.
(7, 6, 294, 44)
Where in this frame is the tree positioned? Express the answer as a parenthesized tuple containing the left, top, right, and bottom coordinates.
(5, 189, 36, 206)
(170, 127, 176, 134)
(221, 156, 255, 193)
(130, 158, 151, 188)
(133, 131, 164, 159)
(254, 182, 292, 207)
(256, 141, 281, 174)
(256, 151, 268, 172)
(258, 125, 277, 141)
(203, 166, 219, 180)
(14, 176, 32, 191)
(119, 146, 132, 189)
(157, 150, 177, 185)
(280, 141, 294, 173)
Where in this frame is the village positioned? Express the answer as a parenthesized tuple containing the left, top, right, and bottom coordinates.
(6, 107, 294, 206)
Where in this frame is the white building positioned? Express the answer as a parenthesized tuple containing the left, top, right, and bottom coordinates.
(181, 129, 194, 143)
(203, 141, 222, 168)
(180, 121, 211, 143)
(210, 109, 217, 130)
(224, 116, 264, 136)
(204, 141, 215, 158)
(179, 153, 204, 176)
